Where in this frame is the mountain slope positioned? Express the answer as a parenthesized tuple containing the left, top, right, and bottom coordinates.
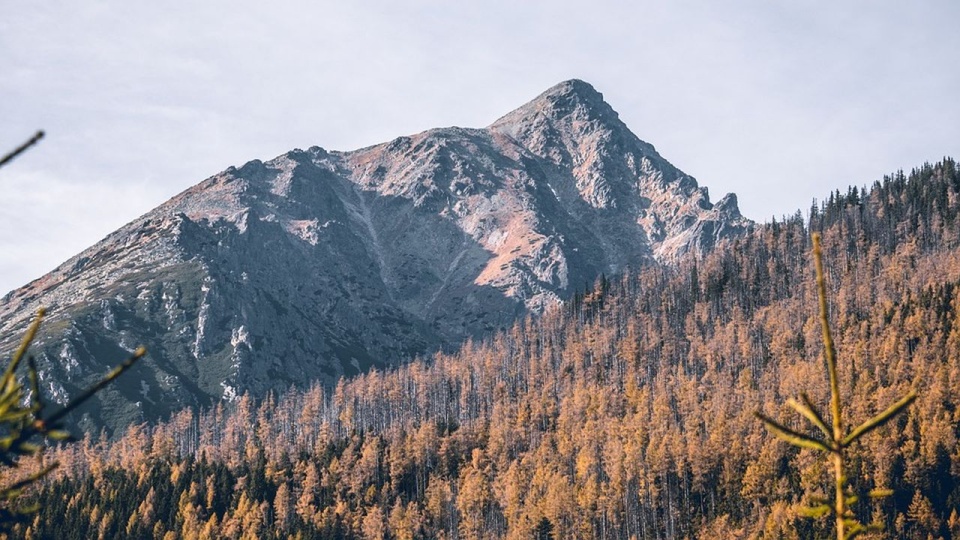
(0, 80, 751, 431)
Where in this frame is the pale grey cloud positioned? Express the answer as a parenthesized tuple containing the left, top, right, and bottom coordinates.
(2, 0, 958, 294)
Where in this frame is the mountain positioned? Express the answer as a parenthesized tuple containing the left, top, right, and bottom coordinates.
(0, 80, 750, 431)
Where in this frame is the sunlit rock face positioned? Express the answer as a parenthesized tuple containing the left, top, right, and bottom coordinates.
(0, 79, 751, 432)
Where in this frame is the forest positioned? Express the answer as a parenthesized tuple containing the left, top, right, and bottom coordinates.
(8, 159, 960, 539)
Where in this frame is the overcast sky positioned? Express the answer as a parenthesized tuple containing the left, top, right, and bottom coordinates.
(2, 1, 958, 295)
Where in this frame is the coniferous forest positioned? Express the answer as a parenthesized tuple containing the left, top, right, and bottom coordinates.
(10, 159, 960, 538)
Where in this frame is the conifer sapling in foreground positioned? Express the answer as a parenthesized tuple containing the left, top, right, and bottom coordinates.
(1, 130, 146, 531)
(0, 308, 145, 530)
(755, 232, 917, 540)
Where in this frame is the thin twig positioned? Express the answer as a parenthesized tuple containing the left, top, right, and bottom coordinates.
(0, 131, 44, 169)
(41, 347, 146, 426)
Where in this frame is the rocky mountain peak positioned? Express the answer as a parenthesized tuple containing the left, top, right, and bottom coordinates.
(489, 79, 627, 146)
(0, 80, 752, 433)
(489, 79, 616, 133)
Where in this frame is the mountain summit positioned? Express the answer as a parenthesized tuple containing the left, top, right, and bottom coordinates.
(490, 79, 748, 258)
(491, 79, 619, 133)
(0, 80, 751, 431)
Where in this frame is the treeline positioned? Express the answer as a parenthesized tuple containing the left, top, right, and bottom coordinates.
(13, 159, 960, 539)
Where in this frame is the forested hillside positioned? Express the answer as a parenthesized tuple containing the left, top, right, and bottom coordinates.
(16, 159, 960, 538)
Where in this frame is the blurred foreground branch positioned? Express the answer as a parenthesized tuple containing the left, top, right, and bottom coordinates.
(0, 309, 146, 530)
(0, 131, 44, 169)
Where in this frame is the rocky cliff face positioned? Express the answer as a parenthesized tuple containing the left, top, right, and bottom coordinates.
(0, 80, 751, 431)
